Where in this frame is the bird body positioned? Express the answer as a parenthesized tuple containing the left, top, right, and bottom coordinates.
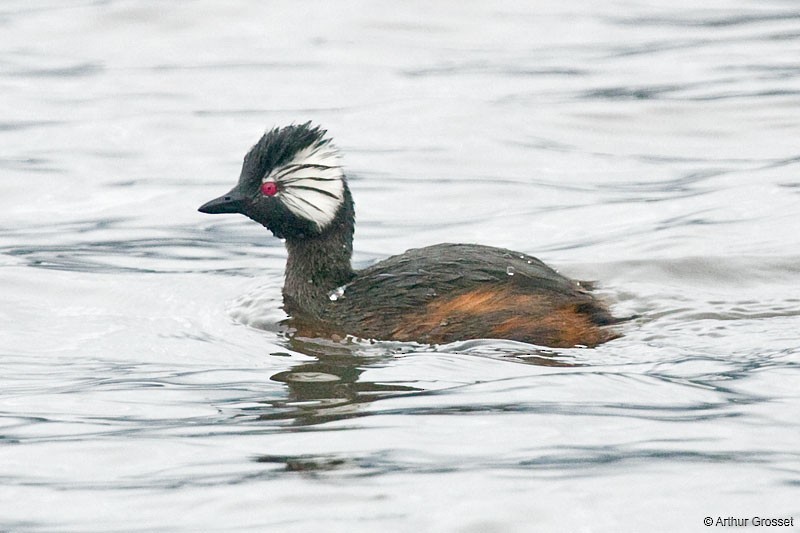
(199, 123, 619, 348)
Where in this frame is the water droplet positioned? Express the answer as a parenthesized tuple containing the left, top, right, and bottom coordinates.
(506, 266, 515, 276)
(328, 285, 346, 301)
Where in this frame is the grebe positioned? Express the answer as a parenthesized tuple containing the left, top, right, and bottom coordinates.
(199, 123, 620, 347)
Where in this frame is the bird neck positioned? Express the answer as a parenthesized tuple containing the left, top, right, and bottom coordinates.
(282, 192, 355, 319)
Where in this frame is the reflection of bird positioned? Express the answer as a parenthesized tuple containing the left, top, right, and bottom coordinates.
(261, 338, 420, 426)
(199, 123, 621, 347)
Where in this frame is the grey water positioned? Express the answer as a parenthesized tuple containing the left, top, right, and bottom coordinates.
(2, 1, 800, 531)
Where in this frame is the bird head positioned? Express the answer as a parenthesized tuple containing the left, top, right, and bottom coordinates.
(199, 122, 349, 240)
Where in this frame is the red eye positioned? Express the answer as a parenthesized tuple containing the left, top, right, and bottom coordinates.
(261, 182, 278, 196)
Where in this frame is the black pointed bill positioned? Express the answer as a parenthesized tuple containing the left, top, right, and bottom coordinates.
(198, 188, 246, 214)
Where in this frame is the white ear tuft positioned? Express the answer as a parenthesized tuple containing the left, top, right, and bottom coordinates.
(265, 142, 345, 229)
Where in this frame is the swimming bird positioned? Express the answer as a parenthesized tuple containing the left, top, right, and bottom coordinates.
(199, 122, 620, 347)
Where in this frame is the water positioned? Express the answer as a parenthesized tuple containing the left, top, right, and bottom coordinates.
(2, 1, 800, 531)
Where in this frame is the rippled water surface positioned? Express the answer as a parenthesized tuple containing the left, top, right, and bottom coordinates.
(2, 1, 800, 531)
